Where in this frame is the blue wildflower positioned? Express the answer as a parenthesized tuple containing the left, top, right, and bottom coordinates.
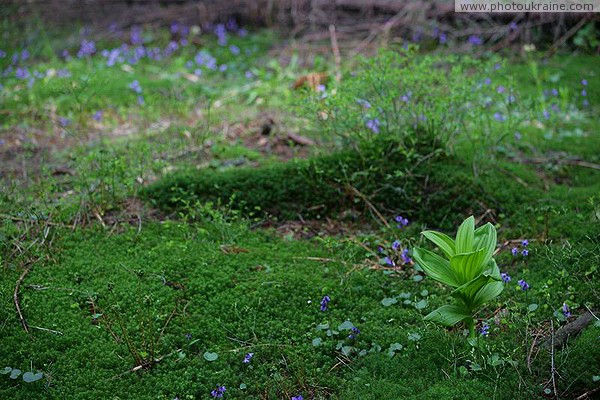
(562, 303, 571, 318)
(518, 279, 530, 291)
(480, 324, 489, 336)
(320, 295, 330, 312)
(59, 117, 70, 127)
(395, 215, 409, 228)
(521, 249, 529, 257)
(129, 80, 142, 94)
(511, 247, 518, 256)
(356, 99, 371, 109)
(468, 35, 483, 45)
(348, 326, 361, 339)
(242, 352, 254, 363)
(92, 110, 103, 122)
(291, 396, 304, 400)
(581, 79, 588, 86)
(494, 112, 505, 122)
(392, 240, 401, 251)
(211, 385, 226, 398)
(501, 272, 511, 283)
(365, 118, 380, 133)
(401, 249, 412, 264)
(522, 239, 529, 247)
(384, 256, 395, 266)
(496, 85, 505, 94)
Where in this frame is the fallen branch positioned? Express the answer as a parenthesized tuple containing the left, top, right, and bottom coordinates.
(542, 311, 597, 349)
(14, 266, 32, 334)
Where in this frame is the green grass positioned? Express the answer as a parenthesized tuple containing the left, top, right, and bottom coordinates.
(1, 21, 599, 400)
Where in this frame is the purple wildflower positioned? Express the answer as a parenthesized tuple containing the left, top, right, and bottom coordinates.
(92, 110, 103, 122)
(291, 396, 304, 400)
(210, 385, 226, 398)
(77, 39, 96, 58)
(348, 326, 361, 339)
(468, 35, 483, 45)
(377, 245, 384, 254)
(494, 112, 505, 122)
(185, 333, 193, 340)
(401, 91, 412, 103)
(501, 272, 511, 283)
(511, 247, 518, 256)
(245, 70, 254, 79)
(356, 99, 371, 109)
(543, 109, 550, 120)
(15, 67, 29, 79)
(509, 22, 518, 31)
(320, 295, 330, 312)
(497, 85, 506, 94)
(137, 95, 145, 105)
(131, 26, 144, 46)
(551, 88, 558, 96)
(384, 256, 395, 266)
(518, 279, 530, 291)
(0, 49, 6, 58)
(581, 89, 587, 97)
(365, 118, 380, 134)
(521, 249, 529, 257)
(21, 49, 30, 61)
(521, 239, 529, 247)
(439, 33, 447, 44)
(129, 80, 142, 94)
(229, 45, 240, 55)
(480, 324, 490, 336)
(242, 352, 254, 363)
(395, 215, 409, 228)
(170, 22, 180, 34)
(562, 303, 571, 318)
(484, 78, 492, 85)
(514, 132, 522, 140)
(58, 117, 70, 127)
(401, 249, 412, 264)
(581, 79, 588, 86)
(392, 240, 401, 251)
(315, 84, 326, 92)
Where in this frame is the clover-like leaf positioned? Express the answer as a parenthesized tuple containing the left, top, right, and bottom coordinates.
(22, 372, 43, 383)
(203, 352, 218, 362)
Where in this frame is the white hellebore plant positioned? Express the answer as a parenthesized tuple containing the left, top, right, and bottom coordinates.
(412, 216, 503, 338)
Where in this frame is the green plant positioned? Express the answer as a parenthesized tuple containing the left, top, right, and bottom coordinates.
(413, 216, 503, 339)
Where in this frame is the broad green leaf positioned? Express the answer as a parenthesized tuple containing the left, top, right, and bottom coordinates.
(455, 216, 475, 254)
(413, 247, 459, 287)
(450, 247, 486, 283)
(472, 280, 503, 308)
(422, 230, 455, 258)
(451, 273, 492, 303)
(473, 223, 497, 267)
(424, 304, 471, 326)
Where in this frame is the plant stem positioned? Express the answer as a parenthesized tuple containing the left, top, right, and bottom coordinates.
(468, 318, 476, 339)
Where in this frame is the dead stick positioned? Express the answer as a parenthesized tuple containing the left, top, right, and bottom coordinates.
(329, 25, 342, 82)
(14, 267, 32, 334)
(347, 185, 390, 228)
(550, 319, 558, 399)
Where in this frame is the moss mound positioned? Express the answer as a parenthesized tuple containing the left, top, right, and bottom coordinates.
(143, 138, 487, 227)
